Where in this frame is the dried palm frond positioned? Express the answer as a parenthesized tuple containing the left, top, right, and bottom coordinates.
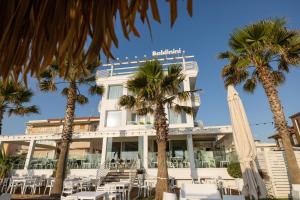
(0, 0, 193, 82)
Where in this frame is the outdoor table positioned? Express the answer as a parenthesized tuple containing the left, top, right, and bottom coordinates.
(69, 191, 108, 200)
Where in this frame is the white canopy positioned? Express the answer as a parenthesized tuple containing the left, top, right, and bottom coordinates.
(227, 85, 267, 199)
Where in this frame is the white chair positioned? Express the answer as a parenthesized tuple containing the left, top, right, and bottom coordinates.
(62, 181, 77, 196)
(1, 178, 10, 193)
(7, 179, 23, 194)
(22, 179, 36, 194)
(44, 178, 54, 195)
(180, 183, 221, 200)
(145, 180, 156, 197)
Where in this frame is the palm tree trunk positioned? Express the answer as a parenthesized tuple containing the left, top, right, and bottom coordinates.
(154, 102, 169, 200)
(257, 64, 300, 184)
(51, 82, 77, 196)
(0, 108, 4, 135)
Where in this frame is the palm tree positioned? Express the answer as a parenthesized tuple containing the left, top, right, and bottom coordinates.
(0, 80, 39, 135)
(0, 151, 12, 179)
(119, 60, 198, 200)
(219, 19, 300, 184)
(38, 55, 104, 196)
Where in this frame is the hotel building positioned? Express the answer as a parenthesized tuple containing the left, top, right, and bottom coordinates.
(0, 50, 237, 184)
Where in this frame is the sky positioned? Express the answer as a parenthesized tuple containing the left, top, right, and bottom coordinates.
(3, 0, 300, 141)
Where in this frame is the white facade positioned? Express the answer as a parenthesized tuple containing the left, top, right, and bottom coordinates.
(0, 50, 237, 183)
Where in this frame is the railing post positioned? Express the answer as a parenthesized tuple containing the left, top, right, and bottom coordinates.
(24, 139, 36, 170)
(187, 132, 197, 179)
(101, 137, 107, 165)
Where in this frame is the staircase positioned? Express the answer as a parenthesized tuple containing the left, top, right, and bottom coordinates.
(97, 161, 137, 186)
(102, 171, 132, 183)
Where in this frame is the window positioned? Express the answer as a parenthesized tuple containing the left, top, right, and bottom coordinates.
(108, 85, 123, 99)
(168, 109, 187, 124)
(106, 111, 122, 127)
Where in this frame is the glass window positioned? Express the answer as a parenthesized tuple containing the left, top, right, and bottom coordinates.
(106, 111, 122, 127)
(168, 109, 187, 124)
(108, 85, 123, 99)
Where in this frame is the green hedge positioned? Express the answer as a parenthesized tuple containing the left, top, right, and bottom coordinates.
(227, 162, 242, 178)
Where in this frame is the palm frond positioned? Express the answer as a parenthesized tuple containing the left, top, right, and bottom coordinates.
(136, 107, 154, 116)
(173, 104, 193, 115)
(76, 94, 89, 105)
(61, 88, 69, 96)
(0, 1, 192, 81)
(8, 105, 39, 116)
(89, 85, 104, 96)
(119, 95, 136, 109)
(243, 77, 257, 93)
(39, 80, 57, 92)
(272, 71, 286, 86)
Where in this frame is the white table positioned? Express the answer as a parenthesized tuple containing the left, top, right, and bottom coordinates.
(69, 191, 108, 200)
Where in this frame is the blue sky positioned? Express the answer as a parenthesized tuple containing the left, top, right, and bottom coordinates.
(3, 0, 300, 141)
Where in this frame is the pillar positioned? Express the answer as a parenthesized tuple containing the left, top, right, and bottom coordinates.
(143, 135, 148, 169)
(101, 137, 107, 165)
(187, 133, 197, 179)
(24, 140, 36, 170)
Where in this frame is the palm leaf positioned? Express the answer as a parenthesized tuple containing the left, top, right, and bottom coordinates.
(0, 1, 193, 81)
(8, 105, 39, 116)
(76, 94, 89, 105)
(89, 85, 104, 96)
(119, 95, 136, 109)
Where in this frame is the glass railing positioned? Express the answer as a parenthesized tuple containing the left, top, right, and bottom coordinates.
(28, 153, 102, 169)
(194, 151, 238, 168)
(67, 153, 101, 169)
(29, 158, 57, 169)
(11, 158, 26, 169)
(97, 61, 197, 78)
(148, 152, 190, 168)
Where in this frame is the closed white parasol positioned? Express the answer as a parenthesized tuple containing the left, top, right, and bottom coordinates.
(227, 85, 267, 199)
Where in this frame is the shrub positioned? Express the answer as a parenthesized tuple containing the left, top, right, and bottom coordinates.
(227, 162, 242, 178)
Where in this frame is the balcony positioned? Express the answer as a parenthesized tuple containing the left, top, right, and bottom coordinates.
(192, 93, 201, 107)
(97, 57, 198, 79)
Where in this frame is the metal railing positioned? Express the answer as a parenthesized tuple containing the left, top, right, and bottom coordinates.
(97, 60, 198, 78)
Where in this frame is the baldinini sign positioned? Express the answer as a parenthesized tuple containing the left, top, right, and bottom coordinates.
(152, 48, 182, 56)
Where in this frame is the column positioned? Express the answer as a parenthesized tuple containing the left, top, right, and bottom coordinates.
(187, 133, 197, 179)
(101, 137, 107, 165)
(24, 140, 36, 170)
(143, 135, 148, 169)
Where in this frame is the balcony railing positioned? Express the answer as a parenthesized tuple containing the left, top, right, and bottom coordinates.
(192, 93, 201, 107)
(97, 60, 198, 78)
